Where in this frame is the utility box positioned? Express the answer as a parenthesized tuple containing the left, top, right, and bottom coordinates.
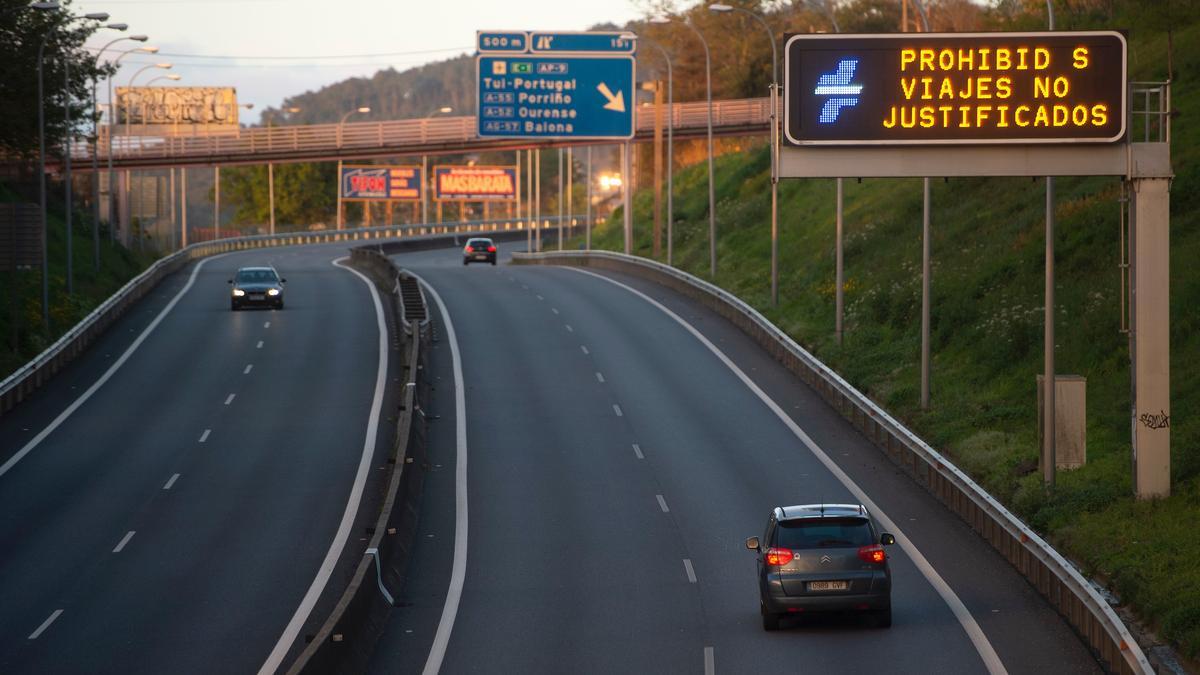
(1038, 375, 1087, 470)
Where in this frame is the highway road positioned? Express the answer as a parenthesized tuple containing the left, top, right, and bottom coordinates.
(370, 243, 1103, 674)
(0, 244, 394, 674)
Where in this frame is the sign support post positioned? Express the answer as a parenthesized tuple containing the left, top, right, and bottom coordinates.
(921, 177, 931, 409)
(835, 177, 844, 346)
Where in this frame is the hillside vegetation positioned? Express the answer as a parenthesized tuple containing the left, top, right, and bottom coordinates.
(584, 17, 1200, 660)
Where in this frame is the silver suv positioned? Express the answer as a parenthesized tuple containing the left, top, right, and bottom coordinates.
(746, 504, 896, 630)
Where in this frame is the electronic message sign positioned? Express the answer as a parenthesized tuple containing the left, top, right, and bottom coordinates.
(434, 166, 518, 201)
(340, 166, 422, 201)
(784, 32, 1126, 145)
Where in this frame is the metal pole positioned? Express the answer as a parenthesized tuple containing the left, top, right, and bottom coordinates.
(666, 57, 674, 267)
(268, 162, 275, 235)
(107, 68, 115, 241)
(586, 146, 592, 250)
(336, 158, 343, 229)
(557, 147, 563, 250)
(566, 147, 573, 244)
(525, 149, 532, 251)
(214, 165, 220, 240)
(686, 21, 717, 278)
(91, 75, 100, 270)
(1043, 176, 1056, 486)
(63, 58, 73, 296)
(770, 83, 779, 305)
(181, 166, 187, 248)
(1043, 0, 1057, 487)
(835, 177, 844, 345)
(535, 149, 541, 252)
(169, 167, 176, 251)
(421, 154, 428, 224)
(622, 143, 631, 255)
(37, 37, 50, 328)
(921, 177, 931, 409)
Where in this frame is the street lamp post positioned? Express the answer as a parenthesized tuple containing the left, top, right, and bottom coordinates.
(33, 1, 61, 329)
(105, 44, 157, 242)
(421, 106, 452, 225)
(658, 15, 716, 278)
(145, 73, 180, 86)
(266, 106, 299, 235)
(123, 60, 170, 248)
(710, 3, 779, 304)
(628, 33, 673, 266)
(337, 106, 370, 229)
(90, 33, 145, 270)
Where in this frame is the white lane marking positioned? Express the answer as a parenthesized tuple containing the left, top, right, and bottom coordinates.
(612, 404, 623, 417)
(243, 364, 253, 375)
(595, 372, 605, 383)
(28, 610, 63, 640)
(551, 307, 559, 314)
(112, 531, 135, 553)
(257, 257, 389, 675)
(256, 340, 264, 349)
(163, 473, 180, 490)
(0, 254, 230, 481)
(579, 345, 588, 355)
(704, 647, 715, 675)
(565, 324, 574, 333)
(632, 443, 644, 460)
(656, 494, 670, 513)
(198, 429, 211, 443)
(536, 294, 544, 301)
(683, 558, 697, 583)
(264, 321, 270, 328)
(224, 394, 236, 405)
(566, 267, 1008, 675)
(410, 272, 469, 675)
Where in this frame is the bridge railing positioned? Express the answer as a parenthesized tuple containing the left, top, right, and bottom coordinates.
(77, 96, 776, 163)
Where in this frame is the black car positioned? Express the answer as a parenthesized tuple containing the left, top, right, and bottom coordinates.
(747, 504, 896, 630)
(229, 266, 285, 310)
(462, 238, 497, 265)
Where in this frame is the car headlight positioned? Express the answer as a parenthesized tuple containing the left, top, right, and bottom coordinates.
(267, 288, 280, 296)
(232, 288, 246, 297)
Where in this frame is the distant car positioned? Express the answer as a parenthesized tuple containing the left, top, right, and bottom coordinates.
(747, 504, 895, 630)
(229, 266, 285, 310)
(462, 238, 497, 265)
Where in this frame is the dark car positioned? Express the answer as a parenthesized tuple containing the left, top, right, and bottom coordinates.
(462, 238, 497, 265)
(229, 266, 285, 310)
(747, 503, 896, 630)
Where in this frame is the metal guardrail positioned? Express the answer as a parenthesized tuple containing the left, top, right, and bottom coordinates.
(513, 250, 1152, 675)
(0, 216, 563, 417)
(75, 97, 774, 168)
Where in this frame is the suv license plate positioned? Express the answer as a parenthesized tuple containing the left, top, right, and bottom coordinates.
(808, 581, 848, 592)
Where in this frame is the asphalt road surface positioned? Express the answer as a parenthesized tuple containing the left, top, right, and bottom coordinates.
(370, 242, 1102, 674)
(0, 244, 391, 675)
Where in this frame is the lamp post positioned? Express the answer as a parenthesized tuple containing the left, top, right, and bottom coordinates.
(421, 106, 452, 225)
(337, 106, 370, 229)
(265, 106, 300, 235)
(105, 44, 156, 242)
(90, 33, 144, 270)
(709, 3, 779, 303)
(145, 73, 180, 86)
(33, 1, 61, 329)
(122, 61, 169, 247)
(61, 14, 120, 297)
(655, 15, 716, 278)
(626, 32, 673, 266)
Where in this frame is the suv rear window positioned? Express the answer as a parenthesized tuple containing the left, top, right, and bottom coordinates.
(774, 518, 873, 549)
(467, 239, 492, 246)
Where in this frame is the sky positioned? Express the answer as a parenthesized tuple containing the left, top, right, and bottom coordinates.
(74, 0, 648, 123)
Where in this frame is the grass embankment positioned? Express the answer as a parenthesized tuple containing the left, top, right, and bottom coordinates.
(578, 23, 1200, 658)
(0, 186, 157, 380)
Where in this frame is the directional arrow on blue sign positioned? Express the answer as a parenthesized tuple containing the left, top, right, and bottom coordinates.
(476, 55, 635, 139)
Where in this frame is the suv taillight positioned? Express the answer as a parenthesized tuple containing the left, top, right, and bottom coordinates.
(857, 545, 886, 564)
(764, 548, 794, 566)
(465, 246, 473, 253)
(487, 245, 497, 253)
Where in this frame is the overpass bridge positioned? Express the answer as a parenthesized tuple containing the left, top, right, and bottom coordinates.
(77, 97, 774, 170)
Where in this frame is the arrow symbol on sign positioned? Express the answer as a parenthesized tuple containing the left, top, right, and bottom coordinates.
(597, 83, 625, 112)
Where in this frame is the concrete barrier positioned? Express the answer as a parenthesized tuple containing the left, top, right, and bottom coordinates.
(512, 249, 1152, 675)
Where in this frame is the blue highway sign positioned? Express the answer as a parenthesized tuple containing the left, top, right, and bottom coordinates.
(529, 31, 636, 54)
(477, 31, 529, 54)
(477, 55, 635, 139)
